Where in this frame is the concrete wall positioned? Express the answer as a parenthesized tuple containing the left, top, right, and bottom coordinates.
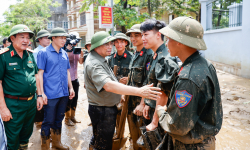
(48, 0, 68, 32)
(200, 0, 250, 78)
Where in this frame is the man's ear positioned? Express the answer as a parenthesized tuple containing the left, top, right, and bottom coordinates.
(10, 36, 15, 42)
(157, 32, 162, 40)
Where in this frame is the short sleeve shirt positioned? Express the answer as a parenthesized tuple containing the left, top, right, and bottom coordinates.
(84, 51, 121, 106)
(37, 44, 70, 99)
(33, 45, 44, 64)
(0, 44, 38, 97)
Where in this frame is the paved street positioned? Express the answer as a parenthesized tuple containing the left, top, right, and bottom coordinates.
(28, 64, 250, 150)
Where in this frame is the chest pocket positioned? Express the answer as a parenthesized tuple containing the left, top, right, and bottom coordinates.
(27, 63, 34, 69)
(7, 65, 20, 71)
(132, 67, 143, 83)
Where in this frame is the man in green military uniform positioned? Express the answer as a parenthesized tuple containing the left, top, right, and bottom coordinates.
(0, 24, 44, 150)
(140, 19, 179, 150)
(125, 24, 153, 150)
(82, 40, 91, 63)
(108, 33, 133, 84)
(156, 17, 223, 149)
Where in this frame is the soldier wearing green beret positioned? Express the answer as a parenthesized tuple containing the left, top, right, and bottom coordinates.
(0, 24, 44, 150)
(125, 24, 153, 150)
(156, 16, 223, 149)
(108, 33, 133, 84)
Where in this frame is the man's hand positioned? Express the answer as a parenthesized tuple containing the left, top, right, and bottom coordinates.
(67, 44, 73, 51)
(143, 105, 150, 120)
(37, 97, 43, 111)
(119, 77, 128, 85)
(69, 88, 75, 100)
(42, 93, 48, 105)
(139, 84, 161, 100)
(0, 107, 13, 122)
(133, 103, 145, 116)
(120, 95, 125, 103)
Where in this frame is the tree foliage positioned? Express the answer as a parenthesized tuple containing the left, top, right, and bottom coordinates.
(0, 0, 61, 47)
(113, 2, 149, 33)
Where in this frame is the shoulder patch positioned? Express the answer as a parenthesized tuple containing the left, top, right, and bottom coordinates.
(0, 48, 10, 55)
(26, 48, 34, 53)
(175, 90, 193, 108)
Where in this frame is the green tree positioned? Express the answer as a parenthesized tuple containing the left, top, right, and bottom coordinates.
(0, 0, 61, 47)
(80, 0, 149, 33)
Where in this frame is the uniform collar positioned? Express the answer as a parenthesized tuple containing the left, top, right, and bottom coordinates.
(49, 44, 62, 53)
(9, 44, 28, 58)
(181, 51, 200, 68)
(91, 50, 107, 63)
(115, 49, 128, 58)
(155, 43, 166, 54)
(38, 44, 45, 49)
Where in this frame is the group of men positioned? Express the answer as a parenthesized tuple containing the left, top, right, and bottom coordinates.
(85, 16, 223, 150)
(0, 16, 223, 150)
(0, 25, 90, 150)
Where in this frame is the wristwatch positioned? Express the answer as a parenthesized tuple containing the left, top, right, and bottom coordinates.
(37, 95, 43, 97)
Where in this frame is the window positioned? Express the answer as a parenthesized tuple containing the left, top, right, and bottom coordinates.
(206, 0, 243, 31)
(47, 21, 54, 29)
(81, 36, 86, 48)
(63, 21, 68, 29)
(80, 12, 86, 25)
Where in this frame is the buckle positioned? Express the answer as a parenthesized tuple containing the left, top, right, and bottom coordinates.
(27, 95, 33, 101)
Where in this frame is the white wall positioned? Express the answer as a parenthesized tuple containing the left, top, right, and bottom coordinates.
(200, 0, 250, 78)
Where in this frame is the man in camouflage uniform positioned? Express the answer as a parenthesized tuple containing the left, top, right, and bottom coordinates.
(140, 19, 179, 150)
(108, 33, 133, 84)
(0, 24, 43, 150)
(157, 16, 223, 149)
(125, 24, 153, 150)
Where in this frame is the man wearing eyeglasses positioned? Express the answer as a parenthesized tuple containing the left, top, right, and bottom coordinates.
(84, 31, 162, 150)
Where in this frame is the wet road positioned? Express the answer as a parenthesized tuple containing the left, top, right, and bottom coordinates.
(28, 65, 250, 150)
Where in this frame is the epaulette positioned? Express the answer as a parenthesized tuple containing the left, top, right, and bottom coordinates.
(26, 48, 34, 53)
(0, 48, 10, 55)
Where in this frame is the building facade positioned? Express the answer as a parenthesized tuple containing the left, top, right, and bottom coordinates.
(199, 0, 249, 78)
(48, 0, 68, 33)
(67, 0, 106, 48)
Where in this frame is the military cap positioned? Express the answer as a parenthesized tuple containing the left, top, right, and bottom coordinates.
(48, 27, 69, 39)
(114, 33, 130, 46)
(85, 40, 91, 49)
(36, 30, 50, 42)
(126, 24, 141, 36)
(90, 31, 115, 51)
(8, 24, 34, 42)
(159, 16, 207, 50)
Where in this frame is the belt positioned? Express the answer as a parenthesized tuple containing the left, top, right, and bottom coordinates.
(4, 94, 34, 101)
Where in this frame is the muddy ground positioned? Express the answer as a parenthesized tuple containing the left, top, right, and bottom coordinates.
(28, 65, 250, 150)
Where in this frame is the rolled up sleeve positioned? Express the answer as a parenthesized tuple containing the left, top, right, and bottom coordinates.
(87, 63, 113, 92)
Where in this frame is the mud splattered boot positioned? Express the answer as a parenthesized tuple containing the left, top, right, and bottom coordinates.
(65, 110, 74, 126)
(19, 143, 28, 150)
(51, 129, 69, 150)
(41, 135, 50, 150)
(70, 109, 81, 123)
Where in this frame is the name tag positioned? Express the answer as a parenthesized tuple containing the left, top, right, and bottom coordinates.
(9, 62, 18, 66)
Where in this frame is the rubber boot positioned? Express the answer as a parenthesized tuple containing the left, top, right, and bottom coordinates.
(65, 110, 74, 126)
(41, 135, 50, 150)
(51, 129, 69, 150)
(70, 109, 81, 123)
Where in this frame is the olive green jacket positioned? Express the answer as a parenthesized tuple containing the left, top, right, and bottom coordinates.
(144, 44, 179, 108)
(158, 51, 223, 144)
